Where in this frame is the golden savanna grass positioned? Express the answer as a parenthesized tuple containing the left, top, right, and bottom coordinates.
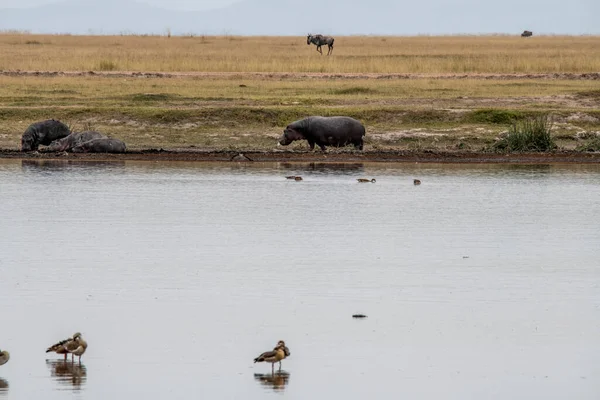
(0, 34, 599, 73)
(0, 34, 599, 152)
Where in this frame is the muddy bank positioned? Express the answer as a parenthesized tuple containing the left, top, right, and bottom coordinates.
(2, 148, 599, 164)
(2, 70, 600, 81)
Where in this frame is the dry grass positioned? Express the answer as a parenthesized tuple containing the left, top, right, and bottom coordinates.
(0, 34, 599, 73)
(0, 74, 598, 151)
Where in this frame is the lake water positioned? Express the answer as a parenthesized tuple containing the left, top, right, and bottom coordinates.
(0, 159, 599, 400)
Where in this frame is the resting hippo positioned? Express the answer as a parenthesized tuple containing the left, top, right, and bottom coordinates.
(278, 116, 365, 151)
(21, 119, 71, 152)
(71, 138, 127, 153)
(46, 131, 105, 152)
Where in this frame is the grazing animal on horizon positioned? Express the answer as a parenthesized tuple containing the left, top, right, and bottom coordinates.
(357, 178, 376, 183)
(254, 340, 290, 373)
(414, 179, 421, 185)
(521, 30, 533, 37)
(307, 34, 334, 55)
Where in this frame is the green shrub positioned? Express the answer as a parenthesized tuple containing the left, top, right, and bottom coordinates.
(492, 114, 555, 152)
(469, 109, 523, 124)
(576, 137, 600, 152)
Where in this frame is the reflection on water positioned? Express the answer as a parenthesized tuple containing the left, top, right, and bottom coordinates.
(254, 371, 290, 392)
(278, 162, 366, 173)
(0, 160, 599, 400)
(21, 159, 126, 172)
(46, 360, 87, 390)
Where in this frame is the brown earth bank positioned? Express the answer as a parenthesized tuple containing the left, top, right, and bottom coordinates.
(2, 149, 600, 164)
(2, 70, 600, 81)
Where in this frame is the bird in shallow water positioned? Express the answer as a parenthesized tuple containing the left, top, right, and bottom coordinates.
(413, 179, 421, 185)
(357, 178, 376, 183)
(277, 340, 291, 359)
(0, 349, 9, 366)
(254, 340, 290, 373)
(46, 332, 86, 362)
(66, 334, 88, 364)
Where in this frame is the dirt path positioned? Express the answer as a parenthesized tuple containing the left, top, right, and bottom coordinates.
(2, 149, 600, 164)
(2, 70, 600, 80)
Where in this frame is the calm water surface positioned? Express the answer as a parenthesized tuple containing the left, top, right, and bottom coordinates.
(0, 159, 599, 399)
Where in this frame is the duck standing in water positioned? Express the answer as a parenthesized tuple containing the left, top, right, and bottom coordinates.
(254, 340, 290, 373)
(46, 332, 86, 362)
(0, 349, 9, 366)
(357, 178, 376, 183)
(66, 334, 88, 364)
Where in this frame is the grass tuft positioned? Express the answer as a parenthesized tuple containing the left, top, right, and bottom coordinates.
(576, 137, 600, 152)
(97, 60, 118, 71)
(492, 114, 555, 152)
(331, 87, 378, 95)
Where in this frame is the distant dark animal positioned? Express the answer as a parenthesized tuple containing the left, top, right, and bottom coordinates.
(307, 34, 334, 55)
(71, 138, 127, 153)
(21, 119, 71, 152)
(521, 30, 533, 37)
(352, 314, 367, 318)
(357, 178, 376, 183)
(413, 179, 421, 185)
(279, 116, 365, 151)
(46, 131, 105, 152)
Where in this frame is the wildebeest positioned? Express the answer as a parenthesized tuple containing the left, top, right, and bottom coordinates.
(307, 34, 334, 55)
(21, 119, 71, 152)
(521, 30, 533, 37)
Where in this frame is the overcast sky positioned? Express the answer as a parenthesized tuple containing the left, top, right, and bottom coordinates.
(2, 0, 239, 9)
(0, 0, 597, 35)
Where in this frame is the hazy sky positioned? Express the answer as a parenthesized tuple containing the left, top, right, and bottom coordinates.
(0, 0, 597, 35)
(2, 0, 240, 9)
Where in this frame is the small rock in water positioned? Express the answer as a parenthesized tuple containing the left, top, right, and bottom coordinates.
(352, 314, 367, 319)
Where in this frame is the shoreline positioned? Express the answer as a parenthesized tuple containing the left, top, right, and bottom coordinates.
(2, 70, 600, 81)
(3, 149, 600, 164)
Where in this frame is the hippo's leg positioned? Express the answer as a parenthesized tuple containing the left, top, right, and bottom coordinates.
(318, 143, 327, 151)
(307, 140, 315, 151)
(354, 139, 364, 151)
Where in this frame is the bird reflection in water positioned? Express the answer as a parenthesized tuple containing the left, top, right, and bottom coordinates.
(46, 359, 87, 390)
(253, 371, 290, 392)
(0, 377, 8, 396)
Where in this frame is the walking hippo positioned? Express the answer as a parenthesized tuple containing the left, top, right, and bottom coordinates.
(46, 131, 106, 152)
(278, 116, 365, 151)
(71, 138, 127, 153)
(21, 119, 71, 152)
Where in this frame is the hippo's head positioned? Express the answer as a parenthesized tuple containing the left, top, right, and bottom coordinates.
(279, 126, 305, 146)
(21, 134, 35, 152)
